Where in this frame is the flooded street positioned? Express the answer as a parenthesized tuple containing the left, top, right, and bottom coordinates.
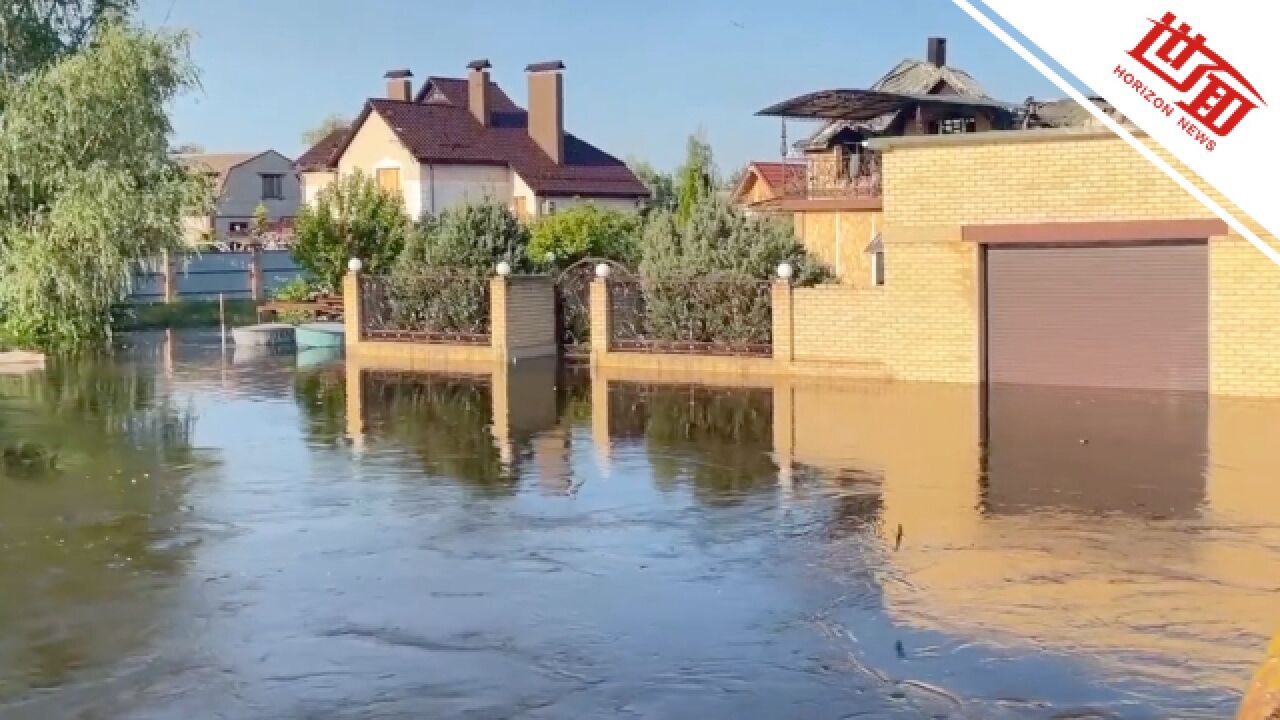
(1, 332, 1277, 719)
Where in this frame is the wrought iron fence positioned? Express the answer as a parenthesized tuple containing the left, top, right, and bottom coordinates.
(608, 278, 773, 357)
(359, 272, 491, 344)
(555, 258, 631, 359)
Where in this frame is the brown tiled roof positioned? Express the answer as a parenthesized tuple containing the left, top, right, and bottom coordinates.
(320, 75, 647, 199)
(752, 161, 806, 190)
(296, 127, 348, 172)
(413, 76, 521, 112)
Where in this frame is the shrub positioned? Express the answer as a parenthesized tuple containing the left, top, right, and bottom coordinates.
(639, 197, 831, 284)
(397, 199, 529, 273)
(528, 204, 639, 268)
(386, 200, 528, 335)
(291, 170, 409, 293)
(629, 197, 832, 345)
(271, 276, 315, 302)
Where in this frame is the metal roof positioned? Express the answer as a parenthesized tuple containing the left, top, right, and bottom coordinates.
(757, 89, 1018, 121)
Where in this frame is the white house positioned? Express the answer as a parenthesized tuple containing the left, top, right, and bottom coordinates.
(296, 60, 649, 221)
(176, 150, 300, 247)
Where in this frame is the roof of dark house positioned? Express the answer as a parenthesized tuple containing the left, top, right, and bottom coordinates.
(298, 76, 646, 199)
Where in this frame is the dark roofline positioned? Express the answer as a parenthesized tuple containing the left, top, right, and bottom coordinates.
(525, 60, 566, 72)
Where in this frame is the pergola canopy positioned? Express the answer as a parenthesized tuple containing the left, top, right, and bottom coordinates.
(757, 88, 1017, 121)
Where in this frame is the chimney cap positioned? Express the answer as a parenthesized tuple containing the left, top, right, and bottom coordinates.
(466, 58, 492, 71)
(525, 60, 566, 73)
(383, 68, 414, 79)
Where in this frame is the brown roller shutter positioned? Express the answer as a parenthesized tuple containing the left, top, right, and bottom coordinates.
(984, 242, 1208, 392)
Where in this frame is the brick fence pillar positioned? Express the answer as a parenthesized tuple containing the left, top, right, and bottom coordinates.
(771, 279, 794, 369)
(342, 269, 362, 350)
(589, 278, 610, 367)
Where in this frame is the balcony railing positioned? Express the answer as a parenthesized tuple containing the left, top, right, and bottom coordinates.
(781, 149, 882, 200)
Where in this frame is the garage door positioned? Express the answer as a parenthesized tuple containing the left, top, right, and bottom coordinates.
(984, 242, 1208, 391)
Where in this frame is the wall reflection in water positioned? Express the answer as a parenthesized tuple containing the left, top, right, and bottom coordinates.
(340, 359, 1280, 697)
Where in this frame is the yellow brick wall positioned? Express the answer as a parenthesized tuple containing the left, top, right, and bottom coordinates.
(876, 130, 1280, 396)
(793, 209, 883, 286)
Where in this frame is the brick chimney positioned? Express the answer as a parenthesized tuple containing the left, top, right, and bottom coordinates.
(467, 59, 492, 126)
(526, 61, 565, 164)
(385, 69, 413, 101)
(927, 37, 947, 68)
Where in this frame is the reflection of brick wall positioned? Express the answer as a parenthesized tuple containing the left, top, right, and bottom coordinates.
(876, 129, 1280, 396)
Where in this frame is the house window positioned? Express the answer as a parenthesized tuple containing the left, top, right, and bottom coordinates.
(872, 250, 886, 286)
(376, 167, 401, 194)
(261, 174, 284, 200)
(229, 221, 250, 235)
(932, 117, 977, 134)
(543, 200, 557, 216)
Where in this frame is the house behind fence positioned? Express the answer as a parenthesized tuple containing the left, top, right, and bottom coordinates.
(129, 250, 302, 303)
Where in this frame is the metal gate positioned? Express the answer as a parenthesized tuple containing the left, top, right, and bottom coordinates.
(554, 258, 630, 360)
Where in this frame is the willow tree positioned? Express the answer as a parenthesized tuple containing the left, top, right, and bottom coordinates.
(0, 12, 207, 351)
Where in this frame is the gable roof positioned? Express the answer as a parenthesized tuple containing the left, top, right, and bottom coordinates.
(175, 151, 291, 194)
(321, 75, 648, 199)
(414, 76, 521, 113)
(296, 128, 348, 172)
(732, 161, 806, 203)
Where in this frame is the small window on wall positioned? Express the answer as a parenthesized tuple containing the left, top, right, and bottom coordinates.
(543, 199, 557, 216)
(229, 221, 250, 235)
(931, 116, 977, 134)
(376, 167, 401, 194)
(261, 174, 284, 199)
(872, 250, 886, 286)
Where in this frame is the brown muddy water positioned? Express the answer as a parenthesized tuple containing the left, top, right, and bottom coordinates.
(0, 331, 1277, 719)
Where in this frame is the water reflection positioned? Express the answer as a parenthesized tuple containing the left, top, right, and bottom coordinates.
(607, 382, 777, 504)
(3, 338, 1278, 718)
(0, 357, 204, 704)
(981, 384, 1208, 516)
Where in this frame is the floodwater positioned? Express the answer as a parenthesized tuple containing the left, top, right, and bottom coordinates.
(1, 332, 1277, 719)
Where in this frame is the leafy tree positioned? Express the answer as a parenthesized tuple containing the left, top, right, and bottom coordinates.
(170, 141, 204, 154)
(0, 0, 136, 82)
(291, 170, 409, 292)
(675, 133, 716, 224)
(527, 203, 639, 268)
(250, 201, 269, 241)
(301, 113, 349, 147)
(0, 18, 208, 351)
(626, 157, 675, 216)
(397, 199, 529, 273)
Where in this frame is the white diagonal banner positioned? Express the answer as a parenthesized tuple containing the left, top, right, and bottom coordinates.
(956, 0, 1280, 266)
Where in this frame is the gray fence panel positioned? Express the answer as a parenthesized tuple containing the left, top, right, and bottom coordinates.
(127, 251, 303, 303)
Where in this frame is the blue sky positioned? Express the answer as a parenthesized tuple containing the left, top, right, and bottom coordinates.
(142, 0, 1060, 172)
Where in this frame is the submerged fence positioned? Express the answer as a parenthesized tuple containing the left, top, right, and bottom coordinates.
(607, 278, 774, 357)
(129, 250, 301, 303)
(358, 272, 492, 344)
